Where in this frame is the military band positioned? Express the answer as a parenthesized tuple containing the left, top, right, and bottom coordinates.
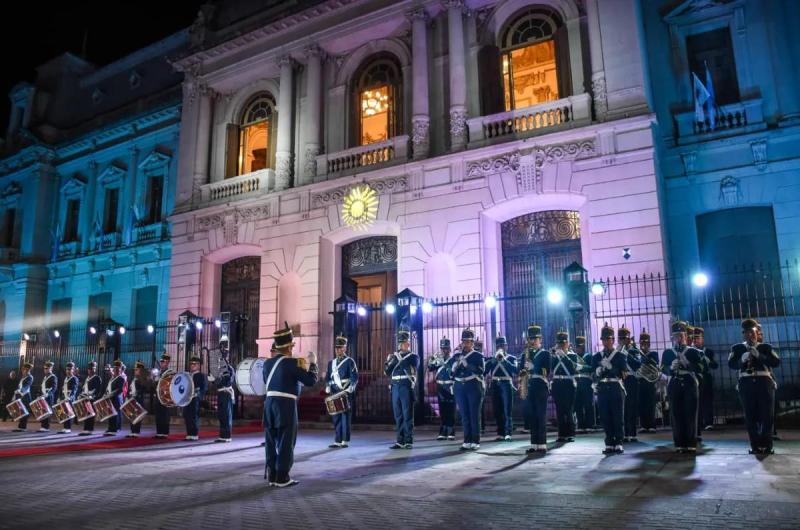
(661, 321, 703, 453)
(39, 361, 58, 432)
(694, 327, 718, 432)
(428, 337, 456, 440)
(11, 362, 33, 432)
(550, 330, 577, 443)
(154, 353, 173, 438)
(520, 324, 550, 454)
(126, 361, 147, 438)
(385, 329, 419, 449)
(325, 334, 358, 448)
(592, 323, 627, 454)
(637, 330, 659, 433)
(619, 326, 642, 443)
(452, 328, 485, 451)
(104, 360, 126, 436)
(485, 335, 516, 442)
(78, 361, 103, 435)
(574, 336, 596, 433)
(216, 349, 235, 443)
(58, 362, 79, 434)
(183, 356, 208, 441)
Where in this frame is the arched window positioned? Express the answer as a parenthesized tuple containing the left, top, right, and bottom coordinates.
(352, 55, 402, 147)
(500, 8, 567, 111)
(227, 93, 277, 178)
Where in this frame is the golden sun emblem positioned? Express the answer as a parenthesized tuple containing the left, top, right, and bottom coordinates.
(342, 185, 379, 229)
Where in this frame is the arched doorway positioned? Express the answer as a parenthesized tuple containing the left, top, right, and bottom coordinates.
(502, 210, 582, 349)
(220, 256, 260, 357)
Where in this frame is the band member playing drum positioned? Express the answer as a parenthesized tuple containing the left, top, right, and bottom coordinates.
(11, 363, 33, 432)
(78, 361, 103, 435)
(215, 348, 235, 443)
(104, 360, 127, 436)
(452, 328, 485, 451)
(551, 330, 578, 443)
(729, 318, 780, 455)
(637, 330, 659, 433)
(574, 336, 595, 434)
(57, 362, 79, 434)
(126, 361, 149, 438)
(183, 356, 208, 441)
(153, 353, 173, 438)
(428, 337, 456, 440)
(661, 321, 703, 454)
(38, 361, 59, 432)
(619, 326, 642, 443)
(325, 334, 358, 448)
(520, 324, 550, 454)
(262, 322, 318, 487)
(385, 329, 419, 450)
(593, 323, 627, 454)
(485, 335, 517, 442)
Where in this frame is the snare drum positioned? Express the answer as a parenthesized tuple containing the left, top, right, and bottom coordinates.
(235, 357, 265, 396)
(157, 371, 195, 408)
(324, 390, 351, 416)
(73, 398, 96, 422)
(53, 400, 76, 424)
(6, 398, 29, 422)
(93, 396, 117, 422)
(121, 398, 147, 425)
(30, 397, 53, 421)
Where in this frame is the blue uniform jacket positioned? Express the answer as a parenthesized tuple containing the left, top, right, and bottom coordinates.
(192, 372, 208, 401)
(41, 374, 58, 404)
(62, 375, 79, 401)
(592, 348, 629, 379)
(661, 346, 703, 377)
(384, 351, 419, 386)
(105, 375, 126, 408)
(728, 342, 780, 373)
(485, 353, 518, 383)
(15, 374, 33, 399)
(217, 361, 235, 388)
(326, 355, 358, 394)
(81, 374, 104, 400)
(625, 346, 643, 374)
(550, 350, 578, 376)
(578, 353, 594, 376)
(263, 355, 319, 398)
(450, 349, 485, 382)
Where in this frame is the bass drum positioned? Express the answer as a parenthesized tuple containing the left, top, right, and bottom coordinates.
(235, 357, 265, 396)
(157, 371, 195, 408)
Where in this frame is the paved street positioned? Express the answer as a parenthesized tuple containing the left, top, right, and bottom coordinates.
(0, 422, 798, 530)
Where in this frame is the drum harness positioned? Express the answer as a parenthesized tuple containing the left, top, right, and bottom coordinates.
(41, 374, 56, 399)
(490, 354, 516, 391)
(436, 358, 454, 395)
(551, 350, 576, 387)
(331, 356, 354, 393)
(16, 376, 31, 397)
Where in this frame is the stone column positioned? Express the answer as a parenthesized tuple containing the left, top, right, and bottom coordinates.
(303, 45, 323, 183)
(276, 55, 296, 191)
(586, 0, 607, 121)
(123, 145, 139, 246)
(81, 160, 99, 253)
(193, 83, 213, 199)
(445, 0, 468, 150)
(408, 8, 430, 159)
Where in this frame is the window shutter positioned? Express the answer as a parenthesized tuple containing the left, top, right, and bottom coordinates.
(478, 45, 504, 116)
(554, 26, 572, 98)
(225, 123, 240, 178)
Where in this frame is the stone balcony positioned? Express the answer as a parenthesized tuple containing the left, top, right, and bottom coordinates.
(316, 135, 410, 178)
(467, 93, 592, 148)
(199, 169, 272, 204)
(674, 96, 765, 144)
(134, 221, 169, 243)
(57, 241, 79, 259)
(91, 232, 121, 251)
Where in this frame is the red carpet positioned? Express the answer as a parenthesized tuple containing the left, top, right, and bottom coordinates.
(0, 424, 264, 458)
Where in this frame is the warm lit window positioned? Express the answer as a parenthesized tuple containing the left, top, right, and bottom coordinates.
(501, 9, 563, 111)
(353, 57, 401, 147)
(236, 95, 275, 177)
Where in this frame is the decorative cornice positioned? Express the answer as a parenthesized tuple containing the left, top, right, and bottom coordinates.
(466, 152, 520, 179)
(312, 175, 408, 208)
(0, 145, 57, 176)
(539, 140, 595, 163)
(195, 203, 272, 233)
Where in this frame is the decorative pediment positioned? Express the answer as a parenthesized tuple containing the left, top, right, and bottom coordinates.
(60, 174, 87, 195)
(97, 162, 127, 186)
(663, 0, 738, 23)
(137, 149, 172, 171)
(0, 181, 22, 198)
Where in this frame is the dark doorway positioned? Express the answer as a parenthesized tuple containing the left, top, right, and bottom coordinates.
(220, 256, 260, 357)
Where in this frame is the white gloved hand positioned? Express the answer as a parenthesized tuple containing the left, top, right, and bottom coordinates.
(749, 347, 760, 359)
(670, 359, 680, 371)
(307, 351, 317, 365)
(601, 358, 612, 370)
(595, 367, 603, 377)
(741, 351, 750, 364)
(207, 375, 215, 382)
(325, 385, 331, 394)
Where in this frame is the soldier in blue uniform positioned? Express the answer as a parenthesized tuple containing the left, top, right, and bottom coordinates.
(385, 329, 419, 449)
(485, 335, 517, 442)
(38, 361, 59, 432)
(574, 336, 595, 434)
(729, 318, 780, 455)
(78, 361, 103, 435)
(262, 322, 319, 487)
(183, 356, 208, 441)
(661, 321, 703, 453)
(693, 327, 718, 432)
(452, 328, 485, 451)
(153, 353, 173, 438)
(215, 349, 235, 443)
(126, 361, 148, 438)
(519, 324, 550, 454)
(592, 323, 627, 454)
(550, 330, 578, 442)
(11, 362, 33, 432)
(428, 337, 456, 440)
(619, 326, 642, 443)
(57, 361, 79, 434)
(325, 334, 358, 448)
(637, 330, 660, 433)
(104, 360, 127, 436)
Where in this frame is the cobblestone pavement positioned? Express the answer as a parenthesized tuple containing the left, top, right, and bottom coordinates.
(0, 422, 798, 530)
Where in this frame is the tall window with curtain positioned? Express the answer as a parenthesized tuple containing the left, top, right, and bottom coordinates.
(352, 56, 402, 147)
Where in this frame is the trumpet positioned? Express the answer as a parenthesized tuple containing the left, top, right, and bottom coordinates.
(495, 349, 506, 360)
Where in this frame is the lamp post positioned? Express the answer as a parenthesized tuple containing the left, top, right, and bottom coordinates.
(396, 288, 425, 424)
(333, 294, 358, 359)
(177, 310, 200, 370)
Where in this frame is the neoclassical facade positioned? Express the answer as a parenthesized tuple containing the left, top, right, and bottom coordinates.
(168, 0, 664, 363)
(0, 32, 187, 340)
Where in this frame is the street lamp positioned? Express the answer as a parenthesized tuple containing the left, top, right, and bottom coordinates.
(484, 294, 497, 309)
(692, 272, 709, 288)
(547, 287, 564, 305)
(356, 305, 367, 317)
(421, 301, 433, 314)
(146, 324, 155, 334)
(385, 303, 396, 315)
(591, 282, 606, 296)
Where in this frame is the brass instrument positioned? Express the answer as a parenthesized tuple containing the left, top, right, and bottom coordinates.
(518, 350, 530, 400)
(636, 356, 661, 383)
(297, 357, 308, 371)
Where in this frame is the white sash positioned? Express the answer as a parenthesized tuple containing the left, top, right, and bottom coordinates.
(332, 356, 348, 390)
(41, 374, 54, 396)
(264, 356, 287, 394)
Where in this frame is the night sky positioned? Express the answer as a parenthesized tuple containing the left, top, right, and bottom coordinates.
(0, 0, 205, 132)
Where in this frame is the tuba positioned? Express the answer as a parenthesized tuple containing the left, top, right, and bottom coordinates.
(636, 356, 661, 383)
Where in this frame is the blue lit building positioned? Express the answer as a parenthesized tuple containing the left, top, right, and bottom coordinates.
(0, 31, 188, 341)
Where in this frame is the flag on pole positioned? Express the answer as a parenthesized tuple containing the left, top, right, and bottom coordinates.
(704, 61, 716, 130)
(692, 72, 710, 126)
